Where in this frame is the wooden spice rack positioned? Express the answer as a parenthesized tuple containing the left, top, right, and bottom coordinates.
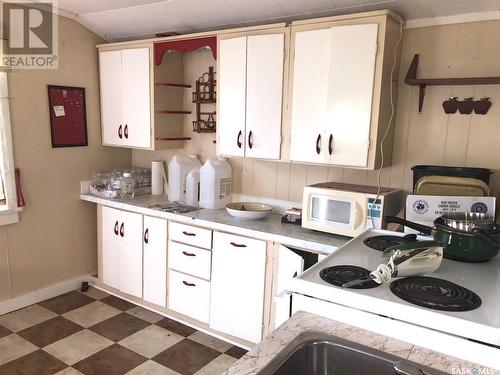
(192, 66, 216, 133)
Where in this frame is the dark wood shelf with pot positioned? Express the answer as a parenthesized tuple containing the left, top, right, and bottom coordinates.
(192, 66, 216, 133)
(405, 54, 500, 113)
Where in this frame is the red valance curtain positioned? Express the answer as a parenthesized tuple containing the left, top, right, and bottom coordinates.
(154, 37, 217, 65)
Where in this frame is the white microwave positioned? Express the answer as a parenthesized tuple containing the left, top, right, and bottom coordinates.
(302, 182, 403, 237)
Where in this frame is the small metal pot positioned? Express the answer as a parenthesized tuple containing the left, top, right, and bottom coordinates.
(440, 212, 494, 232)
(385, 214, 500, 263)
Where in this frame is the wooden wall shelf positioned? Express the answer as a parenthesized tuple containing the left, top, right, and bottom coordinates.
(405, 54, 500, 113)
(155, 82, 192, 88)
(156, 136, 191, 141)
(156, 110, 192, 115)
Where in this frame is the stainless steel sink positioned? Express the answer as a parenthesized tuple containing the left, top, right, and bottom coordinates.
(258, 331, 447, 375)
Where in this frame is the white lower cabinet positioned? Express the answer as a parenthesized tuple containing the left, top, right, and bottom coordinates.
(143, 216, 167, 306)
(101, 206, 143, 298)
(168, 270, 210, 324)
(168, 241, 211, 280)
(210, 232, 267, 343)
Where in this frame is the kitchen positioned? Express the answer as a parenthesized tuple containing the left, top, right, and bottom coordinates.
(0, 1, 499, 374)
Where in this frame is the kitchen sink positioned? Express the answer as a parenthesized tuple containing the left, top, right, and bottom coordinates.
(258, 331, 447, 375)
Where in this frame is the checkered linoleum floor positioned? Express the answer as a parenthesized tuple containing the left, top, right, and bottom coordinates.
(0, 287, 247, 375)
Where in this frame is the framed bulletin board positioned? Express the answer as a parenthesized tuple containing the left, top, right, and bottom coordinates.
(47, 85, 88, 148)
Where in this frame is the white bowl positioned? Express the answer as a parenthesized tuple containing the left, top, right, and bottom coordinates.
(225, 202, 273, 220)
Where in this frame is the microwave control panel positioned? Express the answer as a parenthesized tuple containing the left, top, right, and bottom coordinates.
(367, 198, 382, 218)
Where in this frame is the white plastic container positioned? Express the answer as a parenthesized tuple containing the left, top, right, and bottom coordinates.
(168, 155, 201, 202)
(185, 167, 200, 207)
(200, 157, 232, 209)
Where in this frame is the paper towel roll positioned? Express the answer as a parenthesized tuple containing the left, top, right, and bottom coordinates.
(151, 160, 166, 195)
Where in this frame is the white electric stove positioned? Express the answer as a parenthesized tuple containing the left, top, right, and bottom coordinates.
(287, 229, 500, 370)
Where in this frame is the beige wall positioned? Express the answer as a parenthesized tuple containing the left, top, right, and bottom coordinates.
(0, 16, 131, 301)
(134, 19, 500, 204)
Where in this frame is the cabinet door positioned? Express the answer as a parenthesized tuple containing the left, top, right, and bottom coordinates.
(119, 210, 143, 298)
(245, 34, 284, 160)
(327, 24, 378, 167)
(290, 28, 331, 163)
(217, 37, 247, 157)
(121, 48, 152, 149)
(99, 50, 123, 146)
(101, 206, 121, 290)
(274, 246, 303, 328)
(210, 232, 266, 343)
(143, 216, 167, 306)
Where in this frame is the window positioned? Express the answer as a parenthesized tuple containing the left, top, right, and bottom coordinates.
(0, 71, 20, 224)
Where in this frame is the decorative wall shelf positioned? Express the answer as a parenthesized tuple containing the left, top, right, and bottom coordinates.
(405, 54, 500, 113)
(156, 136, 192, 141)
(193, 66, 216, 133)
(155, 82, 192, 88)
(156, 110, 192, 115)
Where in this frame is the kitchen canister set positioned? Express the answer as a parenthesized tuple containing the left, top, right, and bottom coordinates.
(152, 155, 232, 209)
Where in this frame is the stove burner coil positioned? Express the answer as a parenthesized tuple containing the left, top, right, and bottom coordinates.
(390, 276, 482, 312)
(363, 234, 417, 251)
(319, 265, 380, 289)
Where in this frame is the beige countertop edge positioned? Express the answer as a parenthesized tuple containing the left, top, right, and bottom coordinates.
(226, 311, 496, 375)
(79, 193, 351, 254)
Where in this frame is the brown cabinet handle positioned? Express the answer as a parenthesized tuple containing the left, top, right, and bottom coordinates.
(316, 134, 321, 154)
(144, 228, 149, 244)
(248, 130, 253, 149)
(119, 222, 124, 237)
(118, 125, 123, 139)
(182, 251, 196, 257)
(328, 134, 333, 155)
(230, 242, 247, 248)
(124, 124, 128, 139)
(237, 130, 242, 149)
(114, 221, 119, 235)
(183, 280, 196, 287)
(182, 231, 196, 237)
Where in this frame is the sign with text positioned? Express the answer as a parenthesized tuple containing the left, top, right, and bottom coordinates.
(1, 0, 58, 69)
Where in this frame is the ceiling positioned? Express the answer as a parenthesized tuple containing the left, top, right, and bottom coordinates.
(53, 0, 500, 41)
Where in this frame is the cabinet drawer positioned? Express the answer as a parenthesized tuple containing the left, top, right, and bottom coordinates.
(168, 241, 211, 280)
(169, 222, 212, 249)
(168, 270, 210, 324)
(213, 231, 266, 252)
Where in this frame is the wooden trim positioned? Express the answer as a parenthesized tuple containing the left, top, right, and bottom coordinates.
(290, 9, 402, 26)
(97, 23, 287, 49)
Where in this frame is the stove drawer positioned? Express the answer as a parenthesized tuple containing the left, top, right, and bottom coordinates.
(168, 270, 210, 324)
(169, 222, 212, 249)
(168, 241, 211, 280)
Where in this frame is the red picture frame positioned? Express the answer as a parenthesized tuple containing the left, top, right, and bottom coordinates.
(47, 85, 88, 148)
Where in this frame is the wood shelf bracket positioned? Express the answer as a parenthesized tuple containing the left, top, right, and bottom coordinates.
(405, 54, 500, 113)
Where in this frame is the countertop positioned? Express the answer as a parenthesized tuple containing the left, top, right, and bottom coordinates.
(226, 311, 497, 375)
(80, 194, 351, 254)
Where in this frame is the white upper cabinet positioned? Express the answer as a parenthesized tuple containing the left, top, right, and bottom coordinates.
(218, 31, 285, 160)
(289, 28, 331, 164)
(245, 34, 284, 159)
(99, 47, 152, 149)
(289, 21, 389, 169)
(326, 24, 378, 167)
(99, 50, 124, 147)
(217, 37, 247, 157)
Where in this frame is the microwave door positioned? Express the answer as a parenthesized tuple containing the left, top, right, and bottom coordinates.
(310, 196, 355, 229)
